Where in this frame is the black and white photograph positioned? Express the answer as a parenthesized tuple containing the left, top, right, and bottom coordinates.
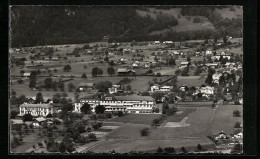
(9, 5, 245, 154)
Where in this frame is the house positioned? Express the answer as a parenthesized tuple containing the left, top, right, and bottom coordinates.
(108, 85, 121, 94)
(132, 63, 139, 68)
(144, 63, 150, 68)
(159, 86, 173, 92)
(212, 73, 222, 84)
(117, 68, 136, 76)
(234, 132, 243, 139)
(214, 131, 228, 140)
(23, 72, 31, 77)
(51, 57, 59, 61)
(179, 85, 187, 92)
(173, 51, 180, 55)
(225, 62, 236, 68)
(151, 85, 160, 92)
(19, 103, 53, 117)
(78, 83, 95, 91)
(205, 50, 212, 56)
(179, 62, 190, 69)
(200, 86, 214, 95)
(154, 41, 161, 44)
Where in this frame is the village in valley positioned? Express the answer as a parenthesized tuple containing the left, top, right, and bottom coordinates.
(9, 6, 243, 154)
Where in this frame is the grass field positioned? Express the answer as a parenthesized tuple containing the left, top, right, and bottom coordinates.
(165, 108, 195, 122)
(177, 76, 206, 87)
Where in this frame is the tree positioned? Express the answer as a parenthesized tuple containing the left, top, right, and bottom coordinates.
(58, 82, 65, 91)
(181, 67, 189, 76)
(104, 56, 109, 62)
(35, 92, 44, 103)
(95, 105, 106, 114)
(174, 70, 181, 78)
(151, 92, 165, 102)
(152, 119, 160, 126)
(20, 70, 25, 76)
(95, 81, 112, 93)
(208, 68, 216, 76)
(63, 65, 72, 72)
(11, 110, 19, 119)
(187, 56, 191, 62)
(80, 103, 91, 114)
(162, 101, 170, 114)
(83, 65, 88, 69)
(81, 73, 87, 79)
(107, 67, 115, 77)
(234, 122, 242, 128)
(126, 85, 132, 91)
(205, 75, 213, 85)
(22, 114, 33, 122)
(88, 133, 97, 140)
(52, 81, 58, 91)
(92, 67, 100, 77)
(29, 78, 36, 89)
(197, 144, 203, 151)
(68, 83, 75, 92)
(116, 111, 124, 117)
(44, 78, 53, 89)
(181, 146, 187, 153)
(18, 79, 24, 84)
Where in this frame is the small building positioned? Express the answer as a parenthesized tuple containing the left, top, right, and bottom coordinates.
(225, 62, 236, 68)
(23, 72, 31, 77)
(154, 41, 161, 44)
(108, 85, 121, 94)
(117, 68, 136, 76)
(11, 119, 24, 125)
(151, 85, 160, 92)
(159, 86, 173, 92)
(214, 131, 228, 140)
(35, 117, 46, 125)
(163, 41, 173, 44)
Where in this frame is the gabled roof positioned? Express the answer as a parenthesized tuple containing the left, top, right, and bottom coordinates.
(35, 117, 46, 122)
(117, 68, 128, 73)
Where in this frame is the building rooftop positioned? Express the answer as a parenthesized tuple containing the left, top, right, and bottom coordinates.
(114, 95, 155, 101)
(20, 103, 53, 108)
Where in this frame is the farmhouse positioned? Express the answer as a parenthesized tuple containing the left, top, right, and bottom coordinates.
(206, 63, 220, 69)
(108, 85, 121, 94)
(117, 68, 136, 76)
(150, 85, 160, 92)
(214, 131, 228, 140)
(75, 95, 156, 114)
(19, 103, 53, 117)
(154, 41, 160, 44)
(225, 62, 236, 68)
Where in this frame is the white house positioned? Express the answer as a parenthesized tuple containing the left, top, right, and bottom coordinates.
(234, 132, 243, 139)
(225, 62, 236, 68)
(19, 103, 53, 117)
(205, 50, 212, 56)
(163, 41, 173, 44)
(154, 41, 161, 44)
(23, 72, 31, 77)
(108, 85, 121, 94)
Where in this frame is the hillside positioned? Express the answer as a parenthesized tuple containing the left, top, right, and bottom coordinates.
(10, 6, 242, 47)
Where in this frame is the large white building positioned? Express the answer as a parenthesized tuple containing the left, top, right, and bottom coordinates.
(74, 95, 157, 114)
(19, 103, 53, 117)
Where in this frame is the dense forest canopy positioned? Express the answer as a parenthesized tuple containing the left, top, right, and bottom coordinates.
(10, 6, 242, 47)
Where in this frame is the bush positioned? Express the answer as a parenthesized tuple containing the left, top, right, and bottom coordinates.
(140, 128, 150, 136)
(38, 142, 43, 147)
(234, 122, 242, 128)
(156, 73, 161, 77)
(181, 146, 187, 153)
(88, 132, 97, 139)
(47, 141, 59, 152)
(164, 147, 175, 153)
(106, 113, 112, 118)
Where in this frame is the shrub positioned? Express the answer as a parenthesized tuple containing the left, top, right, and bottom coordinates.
(88, 133, 97, 140)
(164, 147, 175, 153)
(140, 128, 150, 136)
(234, 122, 242, 128)
(197, 144, 202, 151)
(233, 110, 241, 117)
(181, 146, 187, 153)
(38, 142, 43, 147)
(117, 111, 124, 117)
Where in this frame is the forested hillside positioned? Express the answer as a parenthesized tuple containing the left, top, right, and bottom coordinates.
(10, 6, 242, 47)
